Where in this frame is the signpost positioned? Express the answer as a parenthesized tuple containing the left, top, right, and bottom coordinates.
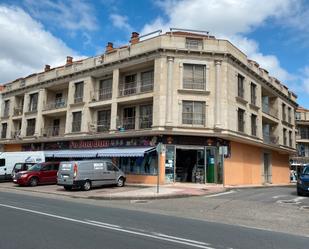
(156, 143, 163, 194)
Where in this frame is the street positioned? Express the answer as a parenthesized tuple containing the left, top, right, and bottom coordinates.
(0, 187, 308, 249)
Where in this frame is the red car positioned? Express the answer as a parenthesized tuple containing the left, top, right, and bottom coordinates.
(13, 162, 60, 186)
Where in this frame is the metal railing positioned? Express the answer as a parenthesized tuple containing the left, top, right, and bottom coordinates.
(44, 99, 67, 111)
(263, 134, 279, 145)
(119, 81, 154, 96)
(26, 126, 35, 136)
(42, 126, 65, 137)
(91, 88, 112, 102)
(262, 104, 278, 118)
(89, 121, 110, 133)
(74, 96, 83, 104)
(13, 107, 23, 116)
(139, 116, 153, 129)
(117, 117, 135, 130)
(11, 130, 21, 139)
(182, 114, 205, 125)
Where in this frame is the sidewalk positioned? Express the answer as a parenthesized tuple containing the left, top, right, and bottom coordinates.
(0, 182, 225, 200)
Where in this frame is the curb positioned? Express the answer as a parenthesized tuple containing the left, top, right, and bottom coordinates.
(0, 185, 226, 201)
(225, 184, 295, 190)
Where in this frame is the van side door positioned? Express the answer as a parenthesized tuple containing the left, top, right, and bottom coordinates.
(106, 162, 117, 184)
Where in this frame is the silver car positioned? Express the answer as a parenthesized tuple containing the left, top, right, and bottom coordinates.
(57, 159, 126, 191)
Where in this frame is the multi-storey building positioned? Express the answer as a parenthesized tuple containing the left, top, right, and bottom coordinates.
(290, 107, 309, 173)
(0, 29, 297, 185)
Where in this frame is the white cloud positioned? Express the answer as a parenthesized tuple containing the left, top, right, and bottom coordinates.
(0, 5, 82, 84)
(301, 66, 309, 95)
(23, 0, 98, 32)
(141, 0, 300, 85)
(110, 14, 132, 31)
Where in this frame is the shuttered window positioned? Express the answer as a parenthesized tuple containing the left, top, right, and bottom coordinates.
(183, 64, 206, 90)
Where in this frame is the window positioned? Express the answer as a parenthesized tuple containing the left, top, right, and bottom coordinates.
(183, 64, 206, 90)
(299, 126, 309, 139)
(251, 114, 257, 136)
(237, 74, 245, 98)
(295, 112, 301, 120)
(289, 131, 292, 147)
(29, 93, 38, 112)
(74, 82, 84, 103)
(122, 107, 135, 130)
(140, 104, 153, 129)
(282, 103, 286, 121)
(99, 78, 112, 100)
(26, 119, 36, 136)
(186, 38, 203, 49)
(72, 111, 82, 132)
(3, 100, 10, 117)
(288, 107, 292, 123)
(0, 159, 5, 167)
(122, 74, 137, 95)
(283, 128, 287, 145)
(238, 108, 245, 132)
(250, 83, 257, 105)
(97, 110, 110, 132)
(1, 123, 7, 138)
(106, 162, 118, 171)
(141, 70, 154, 92)
(55, 93, 65, 108)
(182, 101, 205, 125)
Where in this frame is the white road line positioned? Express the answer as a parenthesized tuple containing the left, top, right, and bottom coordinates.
(153, 233, 211, 246)
(85, 219, 122, 228)
(272, 195, 287, 199)
(0, 203, 216, 249)
(205, 190, 236, 198)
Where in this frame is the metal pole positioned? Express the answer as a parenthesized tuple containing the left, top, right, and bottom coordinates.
(157, 145, 160, 194)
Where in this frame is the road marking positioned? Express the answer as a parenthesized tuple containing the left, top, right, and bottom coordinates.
(85, 219, 122, 228)
(205, 190, 236, 198)
(153, 233, 211, 246)
(272, 195, 287, 199)
(0, 203, 216, 249)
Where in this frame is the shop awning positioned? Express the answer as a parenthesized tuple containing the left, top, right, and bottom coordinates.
(44, 147, 155, 158)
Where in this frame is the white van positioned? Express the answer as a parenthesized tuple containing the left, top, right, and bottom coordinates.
(0, 151, 45, 180)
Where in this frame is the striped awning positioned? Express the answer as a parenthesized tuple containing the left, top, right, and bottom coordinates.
(44, 147, 155, 158)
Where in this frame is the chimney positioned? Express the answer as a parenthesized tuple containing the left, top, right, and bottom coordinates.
(106, 42, 114, 52)
(130, 32, 139, 45)
(44, 65, 51, 72)
(66, 56, 73, 65)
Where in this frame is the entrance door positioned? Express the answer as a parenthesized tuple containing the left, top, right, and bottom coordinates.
(175, 149, 197, 182)
(263, 153, 271, 183)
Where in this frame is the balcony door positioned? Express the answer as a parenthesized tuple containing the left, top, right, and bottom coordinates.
(55, 93, 63, 108)
(123, 107, 135, 130)
(52, 119, 60, 136)
(263, 153, 272, 184)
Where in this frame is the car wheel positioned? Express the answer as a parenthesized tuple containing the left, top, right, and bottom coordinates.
(82, 180, 91, 191)
(29, 177, 38, 187)
(64, 186, 72, 191)
(117, 177, 125, 187)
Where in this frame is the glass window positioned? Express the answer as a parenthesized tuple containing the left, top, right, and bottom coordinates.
(1, 123, 7, 139)
(118, 154, 157, 175)
(97, 110, 111, 132)
(99, 78, 112, 100)
(0, 159, 5, 167)
(251, 114, 257, 136)
(183, 64, 206, 90)
(72, 112, 82, 132)
(26, 119, 36, 136)
(139, 105, 152, 129)
(237, 74, 244, 98)
(122, 107, 135, 130)
(250, 83, 256, 105)
(295, 112, 301, 120)
(282, 103, 286, 121)
(238, 108, 245, 132)
(29, 93, 38, 112)
(182, 101, 205, 125)
(141, 70, 154, 92)
(3, 100, 10, 116)
(74, 82, 84, 103)
(122, 74, 137, 96)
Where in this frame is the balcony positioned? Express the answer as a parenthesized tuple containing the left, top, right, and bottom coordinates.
(13, 107, 23, 116)
(11, 130, 21, 139)
(119, 81, 154, 97)
(139, 116, 153, 129)
(91, 88, 112, 102)
(44, 99, 67, 111)
(89, 121, 110, 133)
(117, 117, 135, 130)
(263, 134, 279, 145)
(74, 96, 83, 104)
(262, 104, 278, 119)
(42, 126, 65, 137)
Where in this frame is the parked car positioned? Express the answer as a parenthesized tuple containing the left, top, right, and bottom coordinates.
(11, 162, 36, 178)
(297, 165, 309, 196)
(13, 162, 60, 186)
(57, 159, 126, 191)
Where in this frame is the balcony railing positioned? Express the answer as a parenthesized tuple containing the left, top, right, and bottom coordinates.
(44, 99, 67, 111)
(262, 104, 278, 118)
(26, 126, 35, 136)
(91, 88, 112, 102)
(11, 130, 21, 139)
(119, 81, 154, 97)
(13, 107, 23, 116)
(42, 126, 65, 137)
(89, 121, 110, 133)
(74, 96, 83, 104)
(139, 116, 153, 129)
(263, 134, 279, 145)
(117, 117, 135, 130)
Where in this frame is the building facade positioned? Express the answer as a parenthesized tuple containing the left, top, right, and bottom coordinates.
(290, 107, 309, 174)
(0, 29, 297, 185)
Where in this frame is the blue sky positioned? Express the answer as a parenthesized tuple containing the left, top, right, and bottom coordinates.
(0, 0, 309, 108)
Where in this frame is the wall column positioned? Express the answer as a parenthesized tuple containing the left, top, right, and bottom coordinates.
(110, 68, 119, 131)
(215, 60, 222, 128)
(166, 57, 174, 126)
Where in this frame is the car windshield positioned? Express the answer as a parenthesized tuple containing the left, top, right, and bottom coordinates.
(28, 164, 41, 172)
(302, 167, 309, 175)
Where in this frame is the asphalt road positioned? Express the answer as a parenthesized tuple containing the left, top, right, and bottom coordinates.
(0, 191, 308, 249)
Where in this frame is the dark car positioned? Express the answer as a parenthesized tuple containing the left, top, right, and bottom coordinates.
(13, 162, 60, 186)
(297, 165, 309, 196)
(11, 163, 36, 177)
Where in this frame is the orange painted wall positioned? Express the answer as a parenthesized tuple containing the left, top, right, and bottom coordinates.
(224, 141, 262, 185)
(272, 151, 290, 184)
(126, 153, 165, 184)
(4, 144, 22, 152)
